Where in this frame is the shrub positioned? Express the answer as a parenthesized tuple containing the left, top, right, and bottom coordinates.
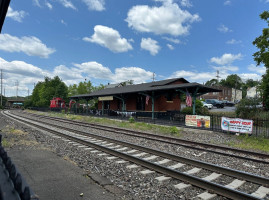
(235, 98, 263, 119)
(169, 126, 179, 135)
(181, 100, 210, 116)
(128, 116, 135, 123)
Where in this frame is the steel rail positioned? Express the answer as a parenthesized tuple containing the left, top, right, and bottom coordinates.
(3, 111, 264, 200)
(25, 112, 269, 163)
(9, 111, 269, 186)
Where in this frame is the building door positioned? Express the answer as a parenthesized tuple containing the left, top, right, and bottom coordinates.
(136, 95, 145, 110)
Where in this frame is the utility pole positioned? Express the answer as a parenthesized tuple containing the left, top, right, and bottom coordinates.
(15, 80, 19, 98)
(152, 72, 155, 82)
(216, 70, 220, 84)
(0, 70, 2, 106)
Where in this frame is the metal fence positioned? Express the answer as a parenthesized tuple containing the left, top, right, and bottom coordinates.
(27, 107, 269, 138)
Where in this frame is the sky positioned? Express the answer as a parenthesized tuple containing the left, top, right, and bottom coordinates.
(0, 0, 268, 97)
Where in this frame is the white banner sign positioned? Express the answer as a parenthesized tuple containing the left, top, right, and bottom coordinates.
(221, 117, 253, 134)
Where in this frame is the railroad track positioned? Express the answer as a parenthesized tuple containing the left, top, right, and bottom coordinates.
(3, 110, 269, 200)
(22, 111, 269, 164)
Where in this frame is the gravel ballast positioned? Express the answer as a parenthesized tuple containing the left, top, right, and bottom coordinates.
(2, 110, 269, 200)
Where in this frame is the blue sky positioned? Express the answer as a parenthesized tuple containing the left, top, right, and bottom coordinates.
(0, 0, 268, 97)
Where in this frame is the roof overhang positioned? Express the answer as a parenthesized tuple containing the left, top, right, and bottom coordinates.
(70, 82, 222, 100)
(0, 0, 10, 33)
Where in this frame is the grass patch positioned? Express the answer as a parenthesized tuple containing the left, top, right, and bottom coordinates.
(228, 135, 269, 153)
(1, 138, 11, 148)
(26, 110, 182, 137)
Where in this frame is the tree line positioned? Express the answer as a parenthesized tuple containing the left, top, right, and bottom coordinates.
(24, 76, 104, 108)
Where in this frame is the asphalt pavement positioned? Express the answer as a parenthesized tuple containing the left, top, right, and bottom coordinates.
(209, 106, 236, 112)
(8, 149, 117, 200)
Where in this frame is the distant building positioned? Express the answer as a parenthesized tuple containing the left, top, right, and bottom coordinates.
(246, 86, 260, 98)
(201, 86, 242, 102)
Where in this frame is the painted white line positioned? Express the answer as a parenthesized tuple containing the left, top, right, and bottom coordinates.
(155, 159, 171, 165)
(202, 173, 222, 181)
(168, 163, 185, 170)
(197, 192, 217, 200)
(174, 183, 191, 190)
(184, 168, 201, 175)
(140, 169, 155, 175)
(251, 186, 269, 198)
(143, 155, 159, 161)
(225, 179, 245, 189)
(155, 176, 171, 182)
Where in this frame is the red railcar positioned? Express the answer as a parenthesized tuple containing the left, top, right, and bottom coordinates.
(50, 97, 66, 108)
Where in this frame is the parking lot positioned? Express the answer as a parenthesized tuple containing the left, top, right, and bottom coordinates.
(209, 106, 236, 112)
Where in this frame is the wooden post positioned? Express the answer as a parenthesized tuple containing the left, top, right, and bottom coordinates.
(152, 92, 155, 120)
(193, 94, 196, 115)
(102, 101, 104, 115)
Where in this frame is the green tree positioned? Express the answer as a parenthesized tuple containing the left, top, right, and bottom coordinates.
(27, 76, 68, 107)
(253, 11, 269, 109)
(219, 74, 242, 89)
(205, 79, 218, 86)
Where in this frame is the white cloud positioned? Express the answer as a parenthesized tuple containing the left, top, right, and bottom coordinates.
(210, 53, 243, 65)
(33, 0, 41, 7)
(167, 44, 174, 50)
(74, 61, 113, 80)
(113, 67, 153, 83)
(226, 39, 242, 44)
(7, 7, 27, 22)
(83, 25, 133, 53)
(169, 70, 218, 83)
(180, 0, 192, 7)
(212, 65, 239, 72)
(162, 36, 181, 44)
(218, 24, 232, 33)
(125, 1, 200, 36)
(58, 0, 76, 10)
(82, 0, 105, 11)
(0, 34, 55, 58)
(140, 38, 161, 56)
(60, 19, 67, 25)
(239, 73, 262, 81)
(73, 62, 153, 84)
(46, 1, 53, 10)
(53, 65, 83, 80)
(247, 64, 266, 75)
(0, 57, 50, 96)
(224, 0, 231, 5)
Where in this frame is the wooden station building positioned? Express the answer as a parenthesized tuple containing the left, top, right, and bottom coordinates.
(70, 78, 221, 119)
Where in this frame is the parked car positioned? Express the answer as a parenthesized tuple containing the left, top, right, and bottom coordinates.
(201, 101, 213, 109)
(205, 99, 224, 108)
(222, 100, 235, 107)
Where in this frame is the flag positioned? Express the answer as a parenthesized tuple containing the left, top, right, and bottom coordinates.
(186, 91, 192, 107)
(146, 95, 150, 105)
